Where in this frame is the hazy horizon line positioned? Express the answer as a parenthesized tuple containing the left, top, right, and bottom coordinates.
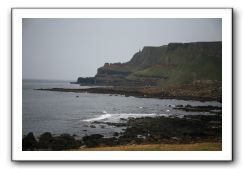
(23, 78, 76, 82)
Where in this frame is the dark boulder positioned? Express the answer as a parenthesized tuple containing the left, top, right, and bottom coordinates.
(82, 134, 104, 147)
(22, 132, 38, 151)
(38, 132, 54, 149)
(51, 134, 80, 151)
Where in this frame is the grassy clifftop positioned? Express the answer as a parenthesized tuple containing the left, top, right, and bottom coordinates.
(79, 41, 222, 87)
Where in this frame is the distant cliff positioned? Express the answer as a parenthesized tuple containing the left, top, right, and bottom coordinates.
(77, 41, 222, 87)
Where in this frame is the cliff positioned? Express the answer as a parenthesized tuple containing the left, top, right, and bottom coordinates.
(77, 41, 222, 87)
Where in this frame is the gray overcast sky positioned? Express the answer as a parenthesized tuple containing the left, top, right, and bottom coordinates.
(23, 18, 222, 81)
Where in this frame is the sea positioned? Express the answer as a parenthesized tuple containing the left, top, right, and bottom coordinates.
(23, 79, 222, 138)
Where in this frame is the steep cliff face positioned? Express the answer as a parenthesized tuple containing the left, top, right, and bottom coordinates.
(78, 41, 222, 86)
(128, 46, 168, 68)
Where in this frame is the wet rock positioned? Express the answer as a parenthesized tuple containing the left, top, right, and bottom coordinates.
(117, 113, 222, 145)
(90, 125, 96, 128)
(22, 132, 38, 151)
(100, 125, 105, 128)
(51, 134, 80, 151)
(83, 134, 104, 140)
(113, 132, 119, 136)
(174, 105, 221, 113)
(186, 104, 191, 107)
(120, 118, 127, 122)
(82, 134, 104, 147)
(102, 122, 127, 127)
(38, 132, 53, 149)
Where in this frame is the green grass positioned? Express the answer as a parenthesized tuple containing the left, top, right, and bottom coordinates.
(131, 65, 171, 78)
(135, 54, 221, 86)
(76, 142, 222, 151)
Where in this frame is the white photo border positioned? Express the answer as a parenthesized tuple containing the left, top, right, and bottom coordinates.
(11, 8, 233, 161)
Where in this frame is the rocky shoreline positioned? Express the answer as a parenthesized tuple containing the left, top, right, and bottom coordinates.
(22, 105, 222, 151)
(36, 83, 222, 102)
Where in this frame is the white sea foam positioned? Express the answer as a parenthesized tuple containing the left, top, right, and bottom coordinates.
(82, 111, 158, 123)
(83, 113, 112, 122)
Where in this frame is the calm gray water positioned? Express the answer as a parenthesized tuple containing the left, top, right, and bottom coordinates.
(23, 80, 222, 138)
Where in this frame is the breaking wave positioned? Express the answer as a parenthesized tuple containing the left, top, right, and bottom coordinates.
(83, 111, 112, 122)
(82, 110, 159, 122)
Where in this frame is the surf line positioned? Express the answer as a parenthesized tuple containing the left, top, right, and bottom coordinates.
(83, 110, 112, 122)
